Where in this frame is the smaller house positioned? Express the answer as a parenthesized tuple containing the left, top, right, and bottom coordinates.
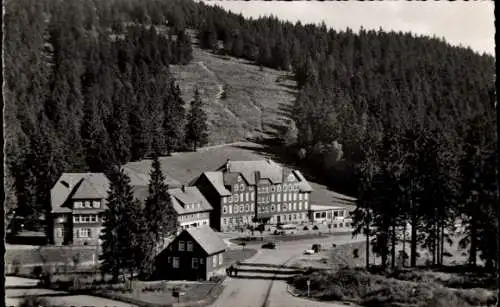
(154, 226, 227, 281)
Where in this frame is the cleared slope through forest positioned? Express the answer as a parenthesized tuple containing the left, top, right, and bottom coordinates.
(170, 46, 296, 145)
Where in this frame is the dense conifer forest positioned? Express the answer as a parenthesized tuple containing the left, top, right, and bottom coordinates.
(4, 0, 496, 269)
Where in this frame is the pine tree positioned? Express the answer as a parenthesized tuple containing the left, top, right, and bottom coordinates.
(99, 168, 141, 281)
(142, 153, 179, 277)
(163, 80, 186, 155)
(185, 88, 209, 151)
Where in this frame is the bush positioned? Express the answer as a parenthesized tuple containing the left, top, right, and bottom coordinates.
(303, 226, 309, 231)
(312, 225, 319, 230)
(32, 266, 43, 278)
(19, 296, 51, 307)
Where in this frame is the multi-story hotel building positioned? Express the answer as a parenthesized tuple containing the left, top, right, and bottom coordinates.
(192, 159, 313, 232)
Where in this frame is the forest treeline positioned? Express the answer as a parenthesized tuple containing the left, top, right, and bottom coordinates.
(5, 0, 497, 269)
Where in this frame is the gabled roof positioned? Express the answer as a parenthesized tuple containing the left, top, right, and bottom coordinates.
(51, 173, 109, 213)
(184, 226, 227, 255)
(199, 172, 231, 196)
(132, 186, 212, 215)
(205, 159, 313, 195)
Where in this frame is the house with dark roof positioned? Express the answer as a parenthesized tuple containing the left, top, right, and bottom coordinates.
(50, 173, 110, 246)
(191, 159, 314, 232)
(153, 226, 227, 281)
(133, 185, 213, 231)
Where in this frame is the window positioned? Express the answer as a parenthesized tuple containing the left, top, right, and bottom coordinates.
(282, 204, 287, 212)
(240, 184, 245, 191)
(277, 185, 282, 192)
(73, 216, 79, 223)
(293, 194, 297, 201)
(187, 241, 193, 251)
(315, 212, 321, 218)
(219, 253, 223, 265)
(234, 194, 239, 203)
(240, 205, 244, 213)
(277, 194, 281, 202)
(234, 184, 239, 192)
(79, 228, 91, 238)
(293, 213, 297, 220)
(173, 257, 179, 268)
(223, 206, 228, 214)
(228, 196, 233, 203)
(277, 204, 281, 212)
(56, 228, 63, 238)
(212, 255, 217, 267)
(327, 212, 332, 218)
(240, 193, 244, 202)
(271, 205, 275, 212)
(271, 194, 275, 202)
(334, 211, 338, 217)
(339, 211, 344, 217)
(288, 214, 292, 221)
(299, 193, 303, 200)
(289, 203, 292, 211)
(200, 258, 204, 264)
(334, 224, 338, 228)
(90, 215, 97, 222)
(250, 192, 255, 201)
(249, 186, 254, 191)
(74, 201, 82, 208)
(283, 194, 287, 201)
(168, 257, 172, 264)
(229, 205, 232, 214)
(340, 223, 344, 228)
(298, 202, 302, 211)
(223, 218, 227, 225)
(223, 197, 227, 204)
(92, 200, 101, 208)
(321, 212, 326, 218)
(192, 257, 199, 269)
(245, 193, 249, 202)
(305, 194, 309, 200)
(234, 205, 239, 214)
(229, 218, 233, 224)
(179, 240, 185, 251)
(245, 204, 250, 212)
(250, 203, 254, 212)
(84, 201, 91, 208)
(283, 184, 288, 192)
(289, 193, 292, 201)
(293, 203, 297, 211)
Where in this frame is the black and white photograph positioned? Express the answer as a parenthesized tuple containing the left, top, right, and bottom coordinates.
(3, 1, 496, 307)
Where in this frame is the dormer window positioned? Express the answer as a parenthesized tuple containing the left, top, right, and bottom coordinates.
(92, 200, 101, 208)
(234, 184, 239, 192)
(74, 201, 83, 208)
(239, 184, 245, 191)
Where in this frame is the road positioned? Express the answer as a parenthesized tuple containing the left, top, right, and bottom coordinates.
(209, 233, 362, 307)
(5, 276, 135, 307)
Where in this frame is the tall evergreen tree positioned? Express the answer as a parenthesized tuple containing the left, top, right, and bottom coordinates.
(185, 88, 209, 151)
(163, 80, 186, 155)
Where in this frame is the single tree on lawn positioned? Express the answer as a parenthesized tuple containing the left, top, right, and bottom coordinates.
(185, 88, 208, 151)
(142, 153, 179, 277)
(99, 168, 140, 282)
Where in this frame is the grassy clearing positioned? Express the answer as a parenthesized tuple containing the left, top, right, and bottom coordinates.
(170, 46, 296, 145)
(290, 268, 496, 307)
(5, 246, 97, 267)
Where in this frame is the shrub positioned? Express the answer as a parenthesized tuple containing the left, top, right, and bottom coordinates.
(19, 296, 51, 307)
(312, 225, 319, 230)
(303, 226, 309, 231)
(32, 266, 43, 278)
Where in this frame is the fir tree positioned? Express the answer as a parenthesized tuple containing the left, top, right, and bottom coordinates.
(185, 88, 209, 151)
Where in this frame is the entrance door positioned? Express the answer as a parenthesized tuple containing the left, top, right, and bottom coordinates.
(277, 215, 281, 223)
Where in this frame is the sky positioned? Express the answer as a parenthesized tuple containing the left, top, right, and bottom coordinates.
(200, 1, 495, 56)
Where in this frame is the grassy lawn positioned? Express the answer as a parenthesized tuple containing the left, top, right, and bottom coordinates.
(288, 237, 497, 307)
(170, 46, 296, 145)
(99, 282, 217, 306)
(5, 246, 98, 267)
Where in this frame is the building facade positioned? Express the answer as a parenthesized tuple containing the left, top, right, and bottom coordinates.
(193, 159, 314, 232)
(309, 204, 354, 231)
(51, 173, 110, 246)
(154, 226, 227, 281)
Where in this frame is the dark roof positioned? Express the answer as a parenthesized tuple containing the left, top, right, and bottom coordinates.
(132, 186, 212, 215)
(51, 173, 109, 213)
(184, 226, 227, 255)
(205, 159, 313, 195)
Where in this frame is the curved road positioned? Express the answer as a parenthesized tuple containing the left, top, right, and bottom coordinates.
(209, 234, 362, 307)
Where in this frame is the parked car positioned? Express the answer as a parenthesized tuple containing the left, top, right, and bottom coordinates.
(262, 242, 276, 249)
(312, 244, 322, 253)
(304, 249, 315, 255)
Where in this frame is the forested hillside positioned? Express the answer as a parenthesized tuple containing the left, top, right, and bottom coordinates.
(4, 0, 497, 269)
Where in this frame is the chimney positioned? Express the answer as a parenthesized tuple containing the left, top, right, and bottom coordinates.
(182, 185, 186, 193)
(254, 171, 261, 184)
